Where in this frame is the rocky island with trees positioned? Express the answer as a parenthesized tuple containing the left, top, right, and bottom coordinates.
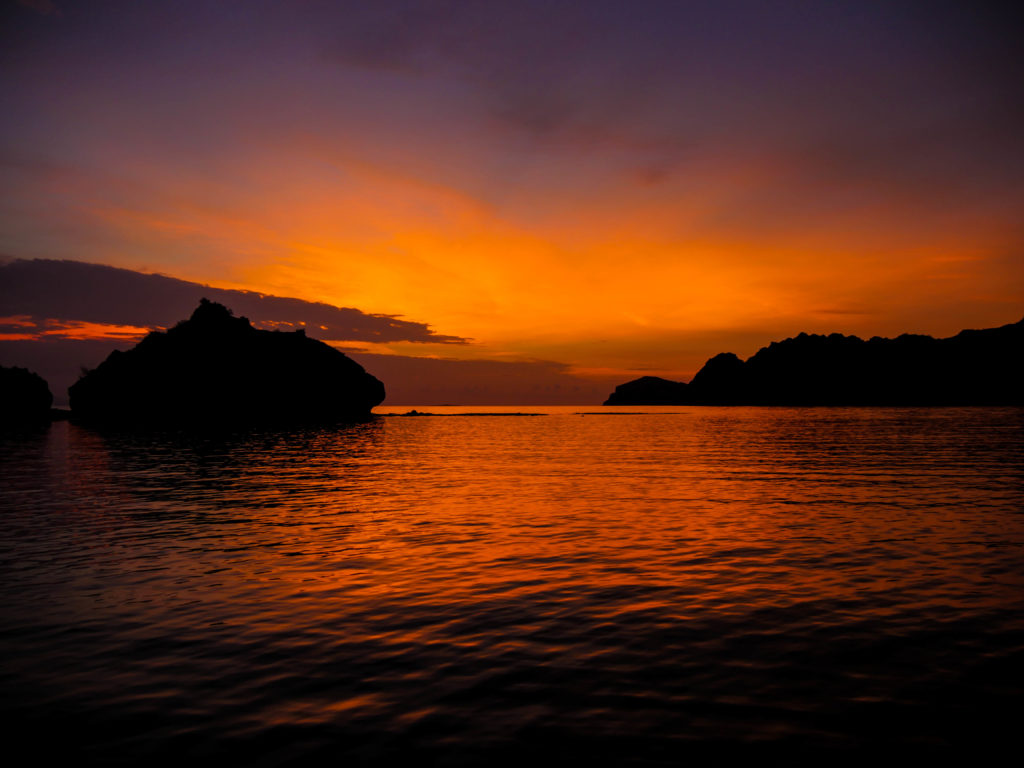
(69, 299, 385, 424)
(0, 365, 54, 425)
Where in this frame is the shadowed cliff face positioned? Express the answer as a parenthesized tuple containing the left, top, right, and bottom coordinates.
(605, 317, 1024, 406)
(0, 365, 53, 424)
(69, 299, 385, 423)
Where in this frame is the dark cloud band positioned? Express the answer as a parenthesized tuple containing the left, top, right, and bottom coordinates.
(0, 258, 469, 344)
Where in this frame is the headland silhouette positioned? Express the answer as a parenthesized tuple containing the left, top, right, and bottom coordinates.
(605, 317, 1024, 406)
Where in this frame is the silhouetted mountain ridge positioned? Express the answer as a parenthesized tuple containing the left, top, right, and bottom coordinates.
(604, 317, 1024, 405)
(70, 299, 385, 423)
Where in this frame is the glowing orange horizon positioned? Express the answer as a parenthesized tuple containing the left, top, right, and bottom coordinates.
(61, 146, 1021, 384)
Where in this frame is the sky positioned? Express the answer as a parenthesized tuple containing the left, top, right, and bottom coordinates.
(2, 0, 1022, 402)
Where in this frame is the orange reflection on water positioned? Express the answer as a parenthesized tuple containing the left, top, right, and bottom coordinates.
(49, 408, 1024, 633)
(5, 408, 1020, 754)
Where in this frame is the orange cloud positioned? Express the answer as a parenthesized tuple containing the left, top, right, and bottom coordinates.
(0, 317, 153, 342)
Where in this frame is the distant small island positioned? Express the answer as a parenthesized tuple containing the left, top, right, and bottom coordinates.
(605, 317, 1024, 406)
(70, 299, 385, 423)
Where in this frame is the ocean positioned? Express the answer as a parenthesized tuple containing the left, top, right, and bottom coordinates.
(2, 407, 1023, 764)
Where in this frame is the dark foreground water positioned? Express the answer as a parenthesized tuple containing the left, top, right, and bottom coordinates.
(2, 407, 1023, 764)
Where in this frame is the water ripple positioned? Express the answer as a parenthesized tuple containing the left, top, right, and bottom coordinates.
(1, 407, 1023, 763)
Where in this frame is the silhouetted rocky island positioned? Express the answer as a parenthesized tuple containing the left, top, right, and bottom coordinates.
(603, 376, 689, 406)
(0, 365, 53, 424)
(70, 299, 385, 424)
(605, 317, 1024, 406)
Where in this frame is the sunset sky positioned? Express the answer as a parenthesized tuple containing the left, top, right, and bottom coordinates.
(2, 0, 1022, 402)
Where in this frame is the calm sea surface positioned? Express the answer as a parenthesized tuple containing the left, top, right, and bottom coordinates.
(2, 407, 1023, 764)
